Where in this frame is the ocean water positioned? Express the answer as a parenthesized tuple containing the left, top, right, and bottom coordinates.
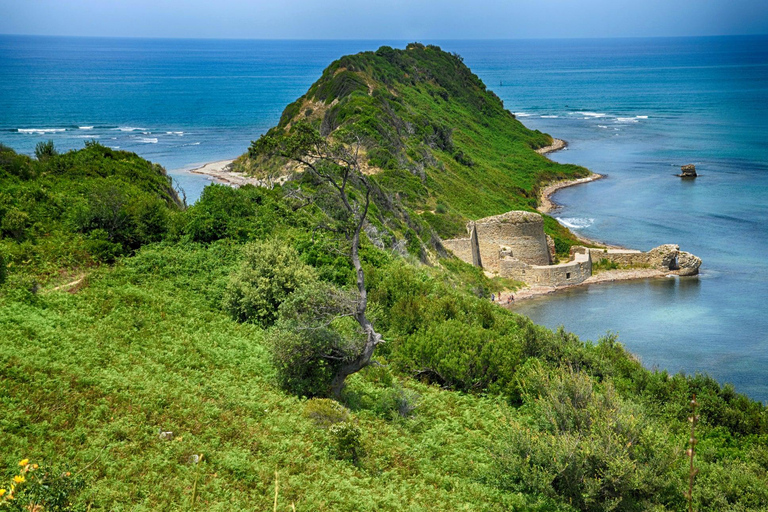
(1, 35, 767, 401)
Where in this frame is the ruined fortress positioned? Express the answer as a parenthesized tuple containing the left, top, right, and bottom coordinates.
(442, 210, 701, 287)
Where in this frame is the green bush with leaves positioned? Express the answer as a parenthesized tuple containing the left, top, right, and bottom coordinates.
(268, 279, 363, 397)
(329, 422, 364, 464)
(34, 140, 58, 161)
(222, 240, 317, 327)
(492, 362, 682, 511)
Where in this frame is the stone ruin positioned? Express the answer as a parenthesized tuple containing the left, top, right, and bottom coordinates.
(442, 210, 701, 287)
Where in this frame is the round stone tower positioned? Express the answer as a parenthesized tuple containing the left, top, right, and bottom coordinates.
(471, 211, 551, 270)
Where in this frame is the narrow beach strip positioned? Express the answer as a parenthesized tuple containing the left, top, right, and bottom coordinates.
(535, 137, 567, 155)
(537, 173, 604, 215)
(187, 159, 259, 187)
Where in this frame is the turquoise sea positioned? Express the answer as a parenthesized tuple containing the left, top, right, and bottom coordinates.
(1, 35, 767, 402)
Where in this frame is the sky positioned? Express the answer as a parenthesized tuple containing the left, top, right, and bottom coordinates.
(2, 0, 767, 39)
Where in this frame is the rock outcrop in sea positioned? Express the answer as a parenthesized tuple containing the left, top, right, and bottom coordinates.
(679, 163, 697, 178)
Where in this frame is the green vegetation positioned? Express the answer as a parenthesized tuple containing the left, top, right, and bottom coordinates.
(0, 141, 181, 282)
(1, 45, 767, 510)
(593, 257, 621, 272)
(237, 42, 590, 257)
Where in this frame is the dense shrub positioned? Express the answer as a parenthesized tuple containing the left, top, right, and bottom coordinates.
(34, 140, 58, 161)
(222, 240, 316, 327)
(329, 422, 363, 464)
(303, 398, 351, 427)
(492, 362, 683, 511)
(179, 184, 285, 243)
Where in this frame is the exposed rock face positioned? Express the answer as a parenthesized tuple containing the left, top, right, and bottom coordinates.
(680, 164, 697, 178)
(676, 251, 702, 276)
(646, 244, 681, 271)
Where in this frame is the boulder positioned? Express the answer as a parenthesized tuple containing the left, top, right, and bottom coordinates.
(646, 244, 681, 271)
(679, 164, 697, 178)
(676, 251, 702, 276)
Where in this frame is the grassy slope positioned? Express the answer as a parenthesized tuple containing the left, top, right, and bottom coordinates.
(0, 243, 557, 510)
(3, 240, 767, 510)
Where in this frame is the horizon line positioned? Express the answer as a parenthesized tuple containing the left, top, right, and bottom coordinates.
(1, 32, 767, 42)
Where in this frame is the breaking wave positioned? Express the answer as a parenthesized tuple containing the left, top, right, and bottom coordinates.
(556, 217, 594, 229)
(18, 128, 66, 134)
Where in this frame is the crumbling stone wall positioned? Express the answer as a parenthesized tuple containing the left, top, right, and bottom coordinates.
(501, 247, 592, 286)
(442, 238, 473, 265)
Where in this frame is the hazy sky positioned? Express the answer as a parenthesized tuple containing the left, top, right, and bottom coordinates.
(2, 0, 767, 39)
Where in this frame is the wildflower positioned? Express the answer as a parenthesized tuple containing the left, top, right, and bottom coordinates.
(13, 475, 25, 484)
(0, 488, 5, 497)
(18, 459, 29, 467)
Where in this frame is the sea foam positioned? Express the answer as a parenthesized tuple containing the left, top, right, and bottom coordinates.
(556, 217, 594, 229)
(137, 137, 158, 144)
(18, 128, 66, 134)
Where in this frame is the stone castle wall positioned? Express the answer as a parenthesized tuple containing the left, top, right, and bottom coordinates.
(473, 211, 551, 270)
(442, 211, 700, 288)
(442, 238, 473, 265)
(501, 247, 592, 286)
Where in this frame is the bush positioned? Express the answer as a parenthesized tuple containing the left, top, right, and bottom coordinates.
(269, 280, 362, 397)
(303, 398, 351, 428)
(492, 362, 682, 511)
(593, 258, 620, 271)
(222, 240, 316, 327)
(329, 422, 363, 464)
(0, 251, 6, 285)
(393, 318, 523, 394)
(34, 140, 58, 161)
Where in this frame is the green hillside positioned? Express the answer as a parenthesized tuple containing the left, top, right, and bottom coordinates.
(1, 45, 767, 511)
(236, 43, 587, 252)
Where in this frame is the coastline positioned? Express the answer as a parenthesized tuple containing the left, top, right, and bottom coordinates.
(187, 159, 257, 187)
(537, 173, 604, 215)
(501, 268, 674, 304)
(495, 137, 675, 302)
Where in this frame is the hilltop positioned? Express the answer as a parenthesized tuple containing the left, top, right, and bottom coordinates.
(233, 43, 588, 256)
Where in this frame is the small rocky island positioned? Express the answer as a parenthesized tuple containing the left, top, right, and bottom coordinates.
(679, 163, 698, 178)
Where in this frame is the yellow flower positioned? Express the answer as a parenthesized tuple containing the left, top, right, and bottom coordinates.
(13, 475, 25, 484)
(0, 488, 6, 497)
(18, 459, 29, 467)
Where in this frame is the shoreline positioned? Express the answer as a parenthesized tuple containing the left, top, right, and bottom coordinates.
(186, 159, 258, 187)
(501, 268, 675, 304)
(537, 173, 604, 215)
(535, 137, 568, 155)
(496, 137, 666, 302)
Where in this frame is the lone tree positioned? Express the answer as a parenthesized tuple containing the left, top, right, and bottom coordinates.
(249, 122, 384, 397)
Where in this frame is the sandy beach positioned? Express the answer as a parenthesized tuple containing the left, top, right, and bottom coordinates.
(188, 159, 260, 187)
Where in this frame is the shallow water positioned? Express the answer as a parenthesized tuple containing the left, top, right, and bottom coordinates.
(1, 36, 766, 401)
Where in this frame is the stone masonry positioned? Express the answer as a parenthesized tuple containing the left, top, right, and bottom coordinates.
(443, 210, 701, 287)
